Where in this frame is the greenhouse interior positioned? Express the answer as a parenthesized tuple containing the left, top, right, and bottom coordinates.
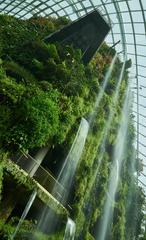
(0, 0, 146, 239)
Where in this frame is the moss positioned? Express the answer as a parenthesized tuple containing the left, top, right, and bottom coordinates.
(34, 231, 64, 240)
(0, 150, 7, 202)
(74, 209, 86, 237)
(85, 232, 95, 240)
(0, 219, 64, 240)
(4, 159, 67, 216)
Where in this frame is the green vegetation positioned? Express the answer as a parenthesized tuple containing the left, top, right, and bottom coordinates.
(0, 219, 64, 240)
(0, 13, 145, 240)
(0, 14, 100, 153)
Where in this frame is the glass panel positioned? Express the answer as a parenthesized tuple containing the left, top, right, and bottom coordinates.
(127, 44, 135, 53)
(121, 12, 131, 22)
(69, 12, 78, 20)
(33, 1, 40, 6)
(48, 0, 55, 6)
(129, 0, 141, 11)
(137, 59, 146, 77)
(141, 0, 146, 10)
(118, 2, 128, 12)
(24, 12, 32, 18)
(106, 34, 114, 45)
(126, 36, 135, 44)
(124, 23, 133, 34)
(131, 58, 136, 66)
(52, 4, 61, 11)
(59, 1, 69, 8)
(50, 12, 58, 17)
(135, 34, 146, 44)
(0, 4, 7, 10)
(80, 10, 87, 16)
(132, 11, 144, 22)
(75, 2, 83, 10)
(113, 23, 121, 33)
(63, 5, 73, 14)
(134, 23, 145, 34)
(137, 45, 146, 55)
(57, 9, 67, 16)
(83, 0, 93, 8)
(139, 144, 146, 153)
(39, 4, 48, 10)
(91, 0, 102, 5)
(105, 3, 116, 14)
(138, 66, 146, 76)
(44, 9, 53, 15)
(87, 8, 93, 13)
(110, 14, 119, 24)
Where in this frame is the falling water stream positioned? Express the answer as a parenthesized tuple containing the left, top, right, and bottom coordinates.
(96, 85, 132, 240)
(56, 117, 89, 201)
(83, 61, 126, 204)
(88, 52, 118, 125)
(11, 189, 37, 239)
(63, 218, 76, 240)
(29, 146, 50, 177)
(125, 146, 138, 238)
(17, 146, 50, 177)
(36, 117, 89, 234)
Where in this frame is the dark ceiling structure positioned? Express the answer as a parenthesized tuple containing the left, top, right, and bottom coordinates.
(0, 0, 146, 187)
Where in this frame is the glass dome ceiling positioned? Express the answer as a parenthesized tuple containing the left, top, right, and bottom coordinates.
(0, 0, 146, 187)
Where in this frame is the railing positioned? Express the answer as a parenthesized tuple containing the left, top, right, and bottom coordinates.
(11, 152, 66, 202)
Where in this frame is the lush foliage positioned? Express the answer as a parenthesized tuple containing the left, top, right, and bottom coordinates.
(0, 219, 64, 240)
(0, 14, 100, 153)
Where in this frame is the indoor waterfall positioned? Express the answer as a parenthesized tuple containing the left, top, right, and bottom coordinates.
(35, 117, 89, 234)
(84, 61, 126, 202)
(11, 189, 37, 239)
(96, 85, 132, 240)
(29, 147, 49, 177)
(29, 146, 50, 177)
(88, 52, 118, 125)
(125, 148, 138, 238)
(16, 146, 50, 177)
(63, 218, 76, 240)
(56, 117, 89, 202)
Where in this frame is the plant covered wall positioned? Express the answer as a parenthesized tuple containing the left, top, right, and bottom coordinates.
(0, 14, 102, 153)
(0, 14, 145, 240)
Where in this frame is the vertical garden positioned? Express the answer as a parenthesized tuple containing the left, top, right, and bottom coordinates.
(0, 14, 145, 240)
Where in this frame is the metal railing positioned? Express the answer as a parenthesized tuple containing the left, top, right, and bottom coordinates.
(11, 152, 66, 202)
